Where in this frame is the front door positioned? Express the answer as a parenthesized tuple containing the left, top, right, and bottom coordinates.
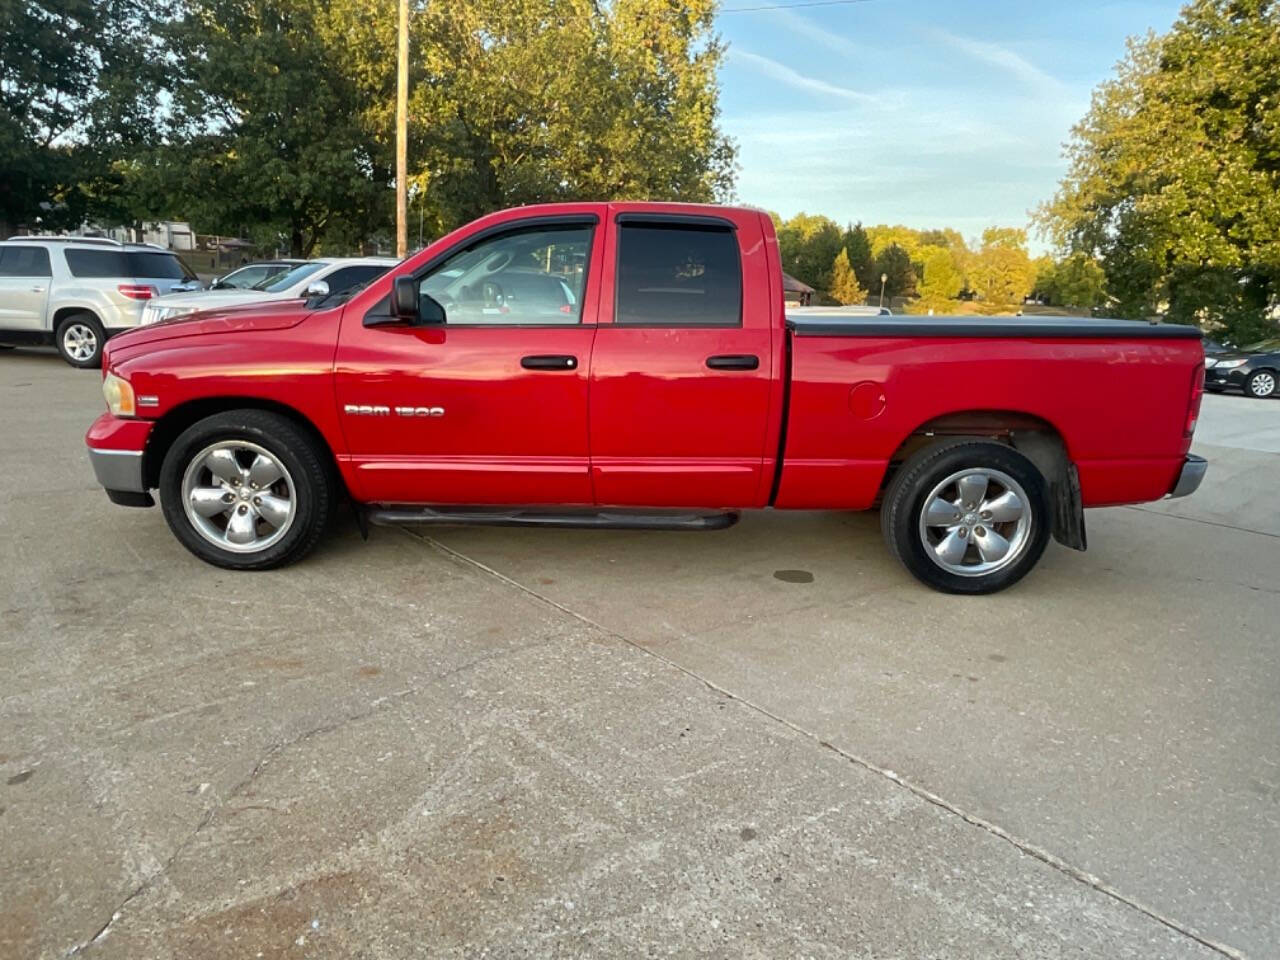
(334, 214, 603, 505)
(588, 210, 778, 508)
(0, 245, 52, 332)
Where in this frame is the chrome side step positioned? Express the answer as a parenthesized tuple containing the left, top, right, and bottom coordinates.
(366, 506, 739, 531)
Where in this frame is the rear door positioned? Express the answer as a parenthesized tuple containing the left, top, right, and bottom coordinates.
(0, 246, 53, 331)
(587, 208, 777, 508)
(334, 210, 604, 505)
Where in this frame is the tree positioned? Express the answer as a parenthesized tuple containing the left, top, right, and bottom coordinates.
(830, 248, 867, 305)
(1035, 253, 1107, 308)
(1037, 0, 1280, 342)
(0, 0, 159, 237)
(917, 246, 964, 310)
(407, 0, 737, 236)
(970, 231, 1035, 307)
(841, 222, 875, 295)
(875, 244, 917, 300)
(776, 213, 843, 291)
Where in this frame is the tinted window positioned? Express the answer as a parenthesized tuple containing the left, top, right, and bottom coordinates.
(65, 249, 127, 277)
(127, 251, 195, 280)
(219, 265, 274, 289)
(420, 225, 592, 325)
(257, 261, 326, 292)
(615, 224, 741, 327)
(0, 245, 52, 277)
(321, 265, 389, 295)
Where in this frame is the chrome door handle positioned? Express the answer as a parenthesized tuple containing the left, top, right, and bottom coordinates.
(30, 286, 45, 293)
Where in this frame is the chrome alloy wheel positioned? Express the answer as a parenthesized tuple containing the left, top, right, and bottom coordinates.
(1250, 372, 1276, 397)
(62, 322, 98, 362)
(180, 441, 297, 553)
(918, 467, 1032, 577)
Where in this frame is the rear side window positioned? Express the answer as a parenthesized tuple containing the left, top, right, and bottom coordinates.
(127, 251, 195, 280)
(65, 249, 127, 277)
(0, 245, 52, 277)
(615, 224, 741, 327)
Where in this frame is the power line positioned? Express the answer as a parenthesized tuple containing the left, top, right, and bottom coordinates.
(720, 0, 877, 14)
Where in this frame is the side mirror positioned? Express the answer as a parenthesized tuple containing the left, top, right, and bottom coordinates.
(304, 280, 329, 298)
(393, 276, 446, 325)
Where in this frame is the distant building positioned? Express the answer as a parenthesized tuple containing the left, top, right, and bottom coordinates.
(783, 272, 815, 306)
(101, 221, 196, 251)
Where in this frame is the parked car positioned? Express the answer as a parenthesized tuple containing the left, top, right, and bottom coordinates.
(0, 237, 201, 367)
(207, 259, 306, 290)
(1204, 337, 1279, 399)
(141, 257, 398, 325)
(86, 203, 1207, 594)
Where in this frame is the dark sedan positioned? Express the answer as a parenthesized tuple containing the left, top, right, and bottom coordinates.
(1204, 337, 1280, 399)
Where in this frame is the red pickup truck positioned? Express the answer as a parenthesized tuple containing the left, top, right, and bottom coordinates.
(85, 202, 1207, 593)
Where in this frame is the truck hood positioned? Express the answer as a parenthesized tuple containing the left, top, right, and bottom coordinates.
(108, 299, 314, 353)
(149, 288, 296, 310)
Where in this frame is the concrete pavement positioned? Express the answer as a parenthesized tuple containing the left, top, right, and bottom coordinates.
(1, 347, 1275, 958)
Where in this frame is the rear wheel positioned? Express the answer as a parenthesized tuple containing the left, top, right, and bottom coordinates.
(159, 410, 335, 569)
(56, 312, 105, 368)
(881, 440, 1051, 594)
(1245, 369, 1277, 399)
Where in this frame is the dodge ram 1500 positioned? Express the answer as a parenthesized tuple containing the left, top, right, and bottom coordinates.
(85, 203, 1207, 593)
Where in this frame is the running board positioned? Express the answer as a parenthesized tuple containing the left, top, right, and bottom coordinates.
(366, 506, 740, 531)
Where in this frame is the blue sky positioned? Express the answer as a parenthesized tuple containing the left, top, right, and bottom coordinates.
(715, 0, 1184, 249)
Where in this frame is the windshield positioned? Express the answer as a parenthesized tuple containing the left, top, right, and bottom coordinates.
(253, 261, 326, 292)
(1242, 337, 1280, 353)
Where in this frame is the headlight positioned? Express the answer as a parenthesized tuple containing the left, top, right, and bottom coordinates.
(1204, 359, 1217, 369)
(1215, 358, 1248, 369)
(102, 371, 136, 417)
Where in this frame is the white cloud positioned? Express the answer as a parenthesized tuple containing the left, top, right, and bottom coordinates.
(931, 28, 1070, 98)
(768, 8, 862, 60)
(726, 49, 877, 106)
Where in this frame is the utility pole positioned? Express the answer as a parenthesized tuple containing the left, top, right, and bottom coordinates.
(879, 272, 888, 308)
(395, 0, 409, 258)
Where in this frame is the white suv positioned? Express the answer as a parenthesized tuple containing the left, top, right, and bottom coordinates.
(0, 237, 201, 367)
(142, 257, 398, 325)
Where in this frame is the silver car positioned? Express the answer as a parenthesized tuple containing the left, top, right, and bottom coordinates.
(0, 237, 200, 367)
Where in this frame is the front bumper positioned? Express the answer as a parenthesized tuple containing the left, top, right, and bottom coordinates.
(1168, 454, 1207, 499)
(86, 413, 154, 506)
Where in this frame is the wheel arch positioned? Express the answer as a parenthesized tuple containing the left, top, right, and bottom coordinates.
(51, 305, 104, 330)
(882, 409, 1086, 551)
(143, 396, 345, 495)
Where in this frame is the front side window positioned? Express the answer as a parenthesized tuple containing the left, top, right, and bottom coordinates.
(0, 245, 52, 277)
(420, 224, 592, 325)
(615, 224, 742, 327)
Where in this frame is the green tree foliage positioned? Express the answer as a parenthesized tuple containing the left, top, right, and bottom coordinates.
(969, 227, 1034, 306)
(917, 246, 965, 311)
(1034, 252, 1107, 308)
(775, 213, 843, 291)
(0, 0, 158, 236)
(1037, 0, 1280, 341)
(841, 222, 875, 295)
(407, 0, 736, 235)
(829, 248, 867, 305)
(875, 243, 917, 300)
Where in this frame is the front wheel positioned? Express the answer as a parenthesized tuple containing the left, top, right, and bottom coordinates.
(880, 440, 1052, 594)
(1245, 370, 1277, 399)
(159, 410, 336, 569)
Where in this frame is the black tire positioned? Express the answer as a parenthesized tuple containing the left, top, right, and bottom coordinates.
(1245, 369, 1277, 399)
(880, 439, 1052, 595)
(55, 312, 106, 368)
(159, 410, 336, 570)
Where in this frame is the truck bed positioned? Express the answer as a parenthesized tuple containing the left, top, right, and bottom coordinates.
(787, 313, 1202, 340)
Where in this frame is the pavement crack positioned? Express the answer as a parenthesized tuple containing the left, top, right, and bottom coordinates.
(410, 529, 1248, 960)
(61, 644, 545, 956)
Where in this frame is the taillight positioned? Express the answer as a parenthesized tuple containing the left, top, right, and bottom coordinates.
(1185, 361, 1204, 437)
(118, 284, 156, 301)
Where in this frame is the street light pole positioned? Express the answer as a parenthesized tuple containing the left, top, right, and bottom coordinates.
(395, 0, 409, 258)
(879, 272, 888, 309)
